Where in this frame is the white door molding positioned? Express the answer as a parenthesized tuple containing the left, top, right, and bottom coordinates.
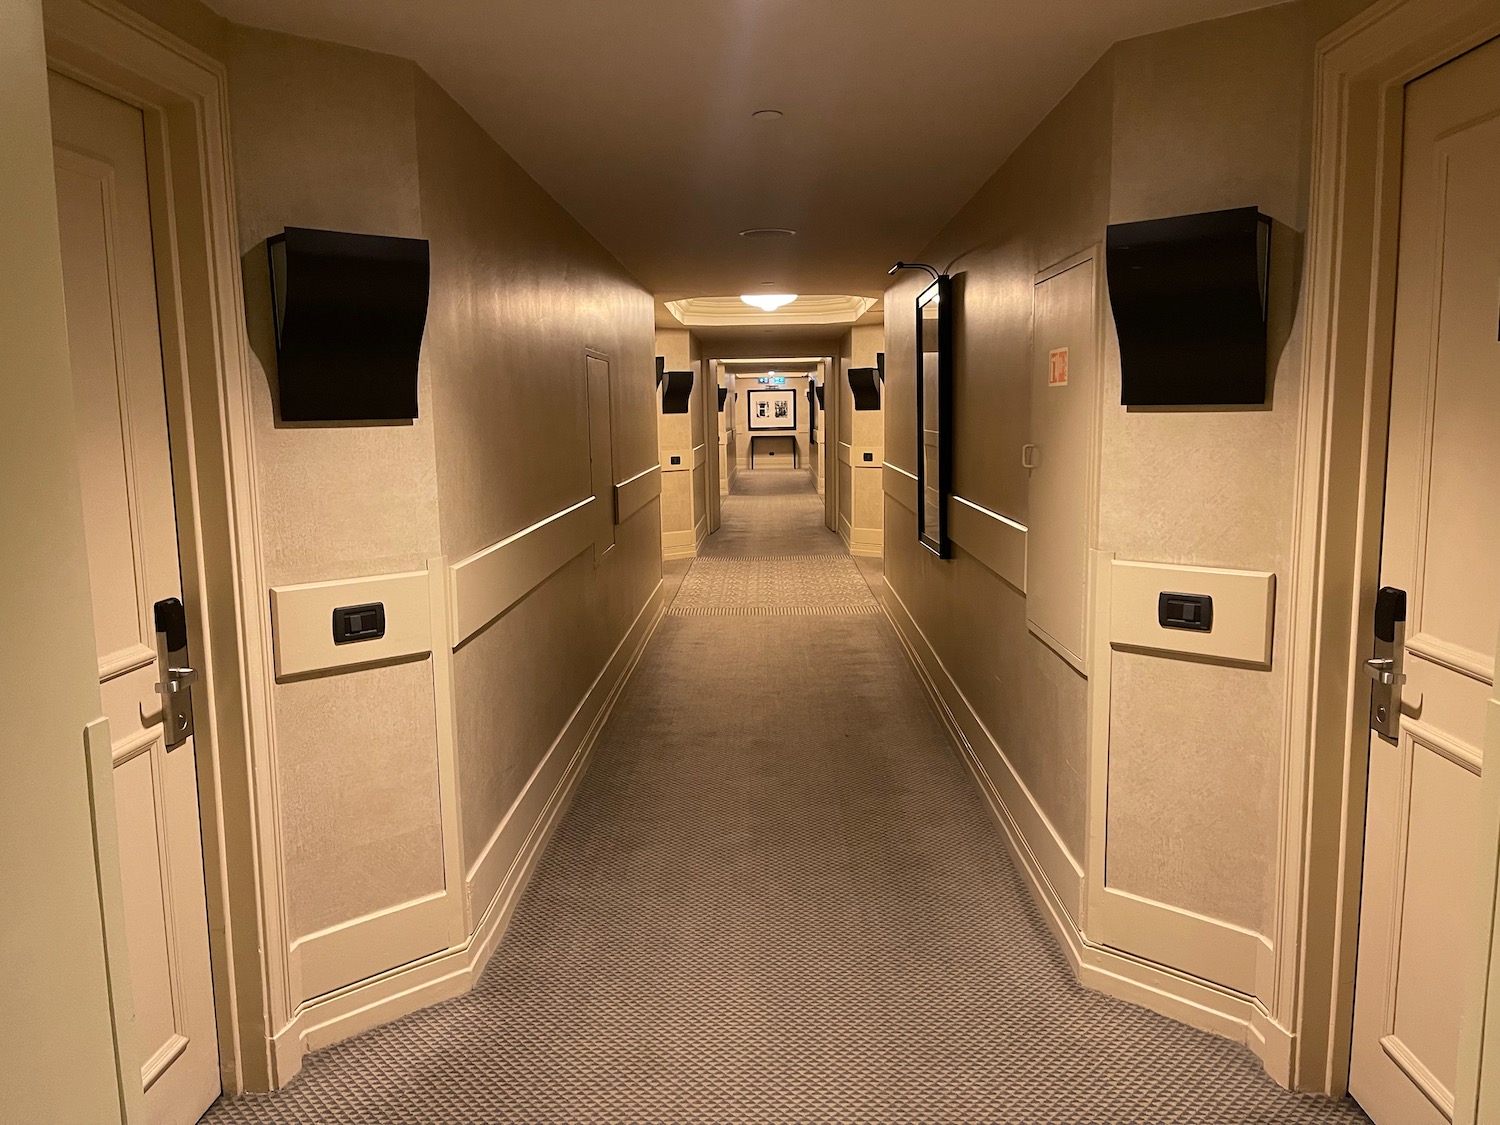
(45, 0, 287, 1094)
(1276, 0, 1500, 1096)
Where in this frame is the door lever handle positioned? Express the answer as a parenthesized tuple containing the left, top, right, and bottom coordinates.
(1367, 587, 1407, 742)
(154, 597, 196, 748)
(154, 667, 198, 695)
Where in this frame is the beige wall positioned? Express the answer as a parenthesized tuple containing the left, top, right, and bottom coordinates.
(0, 1, 129, 1118)
(656, 328, 707, 554)
(418, 72, 659, 857)
(1100, 3, 1313, 934)
(883, 0, 1361, 998)
(227, 27, 449, 940)
(79, 0, 662, 1074)
(839, 320, 886, 552)
(737, 373, 811, 470)
(884, 50, 1110, 862)
(225, 26, 661, 934)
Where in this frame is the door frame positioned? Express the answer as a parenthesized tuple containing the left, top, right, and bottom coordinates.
(45, 0, 287, 1096)
(1277, 0, 1500, 1100)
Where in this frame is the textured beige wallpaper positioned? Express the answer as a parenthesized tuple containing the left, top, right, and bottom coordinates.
(415, 74, 659, 875)
(881, 55, 1113, 867)
(418, 73, 656, 563)
(275, 660, 445, 938)
(230, 30, 442, 587)
(1105, 650, 1281, 932)
(1099, 4, 1314, 934)
(225, 29, 452, 945)
(454, 548, 613, 865)
(883, 4, 1331, 939)
(222, 26, 661, 957)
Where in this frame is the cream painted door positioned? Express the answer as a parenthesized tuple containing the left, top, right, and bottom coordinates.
(50, 72, 221, 1125)
(1349, 37, 1500, 1125)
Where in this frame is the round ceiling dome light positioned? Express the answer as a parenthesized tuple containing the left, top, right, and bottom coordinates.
(739, 227, 796, 239)
(740, 293, 798, 312)
(751, 109, 784, 121)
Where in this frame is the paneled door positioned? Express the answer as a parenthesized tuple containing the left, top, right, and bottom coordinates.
(1349, 37, 1500, 1125)
(50, 72, 221, 1124)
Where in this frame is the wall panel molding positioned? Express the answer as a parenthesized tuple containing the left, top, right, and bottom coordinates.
(274, 554, 467, 1007)
(883, 462, 918, 514)
(291, 892, 450, 1003)
(882, 581, 1084, 925)
(269, 570, 432, 678)
(273, 578, 666, 1068)
(949, 496, 1028, 595)
(660, 444, 705, 472)
(612, 464, 660, 525)
(448, 498, 595, 646)
(1110, 559, 1276, 667)
(466, 580, 665, 919)
(880, 566, 1282, 1054)
(885, 466, 1030, 594)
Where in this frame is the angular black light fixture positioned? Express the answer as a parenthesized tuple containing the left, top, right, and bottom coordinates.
(268, 226, 429, 422)
(1106, 207, 1272, 407)
(661, 370, 694, 413)
(848, 368, 881, 411)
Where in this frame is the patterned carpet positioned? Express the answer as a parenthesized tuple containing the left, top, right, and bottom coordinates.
(205, 470, 1369, 1124)
(669, 555, 881, 617)
(700, 469, 844, 556)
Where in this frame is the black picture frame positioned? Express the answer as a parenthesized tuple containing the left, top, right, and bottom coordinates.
(747, 388, 797, 431)
(915, 275, 952, 558)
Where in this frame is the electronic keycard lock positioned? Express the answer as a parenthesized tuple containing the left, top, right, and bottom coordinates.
(1365, 586, 1407, 742)
(153, 597, 197, 749)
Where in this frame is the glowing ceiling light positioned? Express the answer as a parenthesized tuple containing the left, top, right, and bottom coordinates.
(740, 293, 798, 312)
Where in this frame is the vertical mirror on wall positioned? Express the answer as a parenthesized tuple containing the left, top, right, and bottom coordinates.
(916, 276, 952, 557)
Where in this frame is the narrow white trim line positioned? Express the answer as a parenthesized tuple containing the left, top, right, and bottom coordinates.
(272, 578, 667, 1067)
(877, 570, 1279, 1051)
(949, 496, 1028, 595)
(449, 498, 596, 645)
(613, 464, 661, 524)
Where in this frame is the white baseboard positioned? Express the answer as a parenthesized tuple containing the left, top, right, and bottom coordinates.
(661, 528, 698, 560)
(847, 525, 882, 558)
(878, 576, 1280, 1053)
(269, 579, 667, 1083)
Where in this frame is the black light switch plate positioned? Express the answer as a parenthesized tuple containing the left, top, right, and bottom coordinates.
(1158, 592, 1213, 632)
(333, 602, 386, 644)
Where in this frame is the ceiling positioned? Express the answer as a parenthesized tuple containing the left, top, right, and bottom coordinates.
(210, 0, 1276, 305)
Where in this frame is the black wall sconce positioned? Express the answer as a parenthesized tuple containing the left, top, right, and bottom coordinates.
(268, 226, 429, 422)
(717, 386, 728, 411)
(848, 368, 882, 410)
(1106, 207, 1271, 406)
(661, 370, 694, 413)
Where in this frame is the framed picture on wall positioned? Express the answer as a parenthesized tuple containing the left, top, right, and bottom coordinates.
(748, 388, 797, 431)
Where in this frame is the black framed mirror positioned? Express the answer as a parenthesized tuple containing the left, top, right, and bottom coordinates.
(916, 275, 952, 557)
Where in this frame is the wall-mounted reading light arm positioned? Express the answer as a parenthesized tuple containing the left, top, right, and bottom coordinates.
(888, 261, 942, 282)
